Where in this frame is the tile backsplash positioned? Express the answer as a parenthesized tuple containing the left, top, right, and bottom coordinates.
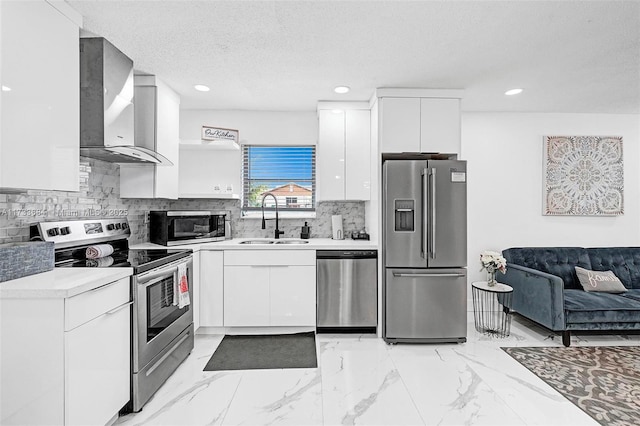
(0, 158, 366, 245)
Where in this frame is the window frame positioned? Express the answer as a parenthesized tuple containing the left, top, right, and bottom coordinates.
(241, 144, 316, 215)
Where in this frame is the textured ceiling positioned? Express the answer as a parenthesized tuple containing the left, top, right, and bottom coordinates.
(69, 0, 640, 113)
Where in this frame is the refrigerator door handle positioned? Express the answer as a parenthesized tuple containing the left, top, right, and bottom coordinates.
(421, 168, 428, 259)
(392, 272, 466, 278)
(429, 168, 437, 259)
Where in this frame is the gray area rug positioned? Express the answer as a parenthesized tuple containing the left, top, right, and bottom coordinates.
(503, 346, 640, 426)
(204, 332, 317, 371)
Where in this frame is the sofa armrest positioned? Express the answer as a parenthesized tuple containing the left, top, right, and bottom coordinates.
(498, 263, 566, 331)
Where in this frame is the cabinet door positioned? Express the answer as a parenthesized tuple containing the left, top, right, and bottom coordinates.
(1, 0, 79, 191)
(153, 80, 180, 198)
(379, 98, 420, 153)
(317, 109, 345, 201)
(270, 266, 316, 326)
(200, 251, 224, 327)
(224, 266, 270, 326)
(65, 303, 130, 426)
(345, 109, 371, 200)
(420, 98, 461, 155)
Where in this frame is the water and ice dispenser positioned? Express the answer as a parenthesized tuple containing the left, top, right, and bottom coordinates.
(394, 199, 415, 232)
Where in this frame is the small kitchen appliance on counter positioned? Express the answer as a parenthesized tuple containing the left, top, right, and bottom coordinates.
(31, 218, 194, 413)
(150, 210, 229, 245)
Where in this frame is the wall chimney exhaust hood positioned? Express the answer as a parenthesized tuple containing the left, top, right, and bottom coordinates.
(79, 37, 171, 165)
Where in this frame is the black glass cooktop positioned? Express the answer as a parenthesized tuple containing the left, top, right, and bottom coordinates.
(56, 246, 192, 273)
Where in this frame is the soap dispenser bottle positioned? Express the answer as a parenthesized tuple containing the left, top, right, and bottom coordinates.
(300, 222, 310, 239)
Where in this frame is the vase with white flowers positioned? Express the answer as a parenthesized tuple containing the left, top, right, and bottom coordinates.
(480, 251, 507, 287)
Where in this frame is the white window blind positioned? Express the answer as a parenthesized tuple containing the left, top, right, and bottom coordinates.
(242, 145, 316, 212)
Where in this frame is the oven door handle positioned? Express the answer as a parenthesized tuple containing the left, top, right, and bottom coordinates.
(137, 267, 179, 286)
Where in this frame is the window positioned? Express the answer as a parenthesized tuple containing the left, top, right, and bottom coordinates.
(242, 145, 316, 215)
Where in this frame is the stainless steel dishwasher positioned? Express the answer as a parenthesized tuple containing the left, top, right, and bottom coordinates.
(316, 250, 378, 333)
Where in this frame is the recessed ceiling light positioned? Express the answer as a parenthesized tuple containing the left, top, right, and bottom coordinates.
(194, 84, 210, 92)
(334, 86, 350, 94)
(505, 88, 523, 96)
(1, 85, 11, 92)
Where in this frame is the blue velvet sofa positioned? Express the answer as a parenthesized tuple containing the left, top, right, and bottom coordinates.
(498, 247, 640, 346)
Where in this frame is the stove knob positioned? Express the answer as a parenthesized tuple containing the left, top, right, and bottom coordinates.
(47, 227, 60, 237)
(115, 223, 122, 230)
(60, 226, 71, 235)
(106, 224, 115, 231)
(121, 222, 128, 230)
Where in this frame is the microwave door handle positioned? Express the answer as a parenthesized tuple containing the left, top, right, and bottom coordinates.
(430, 167, 436, 259)
(421, 169, 428, 259)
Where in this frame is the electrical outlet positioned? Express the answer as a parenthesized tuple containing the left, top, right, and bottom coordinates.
(143, 212, 150, 225)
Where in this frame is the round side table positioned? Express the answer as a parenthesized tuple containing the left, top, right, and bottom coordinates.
(472, 281, 513, 337)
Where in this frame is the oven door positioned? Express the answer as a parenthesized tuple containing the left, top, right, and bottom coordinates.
(166, 212, 226, 245)
(133, 256, 194, 371)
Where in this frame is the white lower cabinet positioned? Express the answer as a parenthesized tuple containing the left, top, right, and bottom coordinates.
(223, 250, 316, 327)
(199, 250, 225, 327)
(270, 266, 316, 326)
(65, 300, 130, 426)
(224, 265, 270, 326)
(0, 277, 131, 426)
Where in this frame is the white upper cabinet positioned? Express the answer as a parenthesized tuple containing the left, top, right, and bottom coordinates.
(317, 103, 371, 201)
(0, 0, 81, 191)
(379, 98, 421, 153)
(378, 91, 462, 155)
(419, 98, 461, 154)
(120, 75, 180, 198)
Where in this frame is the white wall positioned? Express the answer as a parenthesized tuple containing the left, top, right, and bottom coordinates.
(180, 110, 318, 145)
(462, 112, 640, 284)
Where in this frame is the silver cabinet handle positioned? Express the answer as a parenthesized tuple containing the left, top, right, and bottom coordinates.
(393, 273, 465, 278)
(106, 300, 133, 315)
(430, 167, 437, 259)
(422, 168, 428, 259)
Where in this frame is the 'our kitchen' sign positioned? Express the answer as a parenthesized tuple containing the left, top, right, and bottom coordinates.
(201, 126, 239, 143)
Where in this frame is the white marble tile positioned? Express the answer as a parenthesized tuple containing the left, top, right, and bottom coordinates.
(114, 316, 638, 426)
(221, 369, 323, 425)
(320, 335, 424, 425)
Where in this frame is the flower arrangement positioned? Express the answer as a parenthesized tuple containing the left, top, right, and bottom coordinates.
(480, 250, 507, 286)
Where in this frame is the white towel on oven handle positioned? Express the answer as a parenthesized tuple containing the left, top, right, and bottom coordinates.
(173, 262, 190, 309)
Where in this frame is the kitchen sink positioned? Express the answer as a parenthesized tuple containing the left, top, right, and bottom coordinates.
(239, 240, 274, 244)
(274, 240, 309, 244)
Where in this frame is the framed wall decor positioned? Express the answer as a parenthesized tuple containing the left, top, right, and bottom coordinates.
(201, 126, 239, 143)
(543, 135, 623, 216)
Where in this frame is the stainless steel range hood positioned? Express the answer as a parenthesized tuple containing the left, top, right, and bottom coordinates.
(79, 37, 171, 165)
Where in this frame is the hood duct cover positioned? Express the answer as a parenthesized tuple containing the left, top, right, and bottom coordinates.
(79, 37, 172, 165)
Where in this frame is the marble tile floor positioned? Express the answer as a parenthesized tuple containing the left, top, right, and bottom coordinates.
(116, 315, 640, 426)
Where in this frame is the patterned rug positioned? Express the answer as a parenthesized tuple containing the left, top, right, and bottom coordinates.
(502, 346, 640, 426)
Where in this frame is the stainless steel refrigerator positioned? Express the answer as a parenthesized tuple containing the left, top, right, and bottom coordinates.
(383, 157, 467, 343)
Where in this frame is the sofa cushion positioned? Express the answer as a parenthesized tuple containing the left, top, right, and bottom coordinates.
(575, 266, 627, 293)
(564, 289, 640, 324)
(621, 289, 640, 303)
(587, 247, 640, 289)
(502, 247, 591, 290)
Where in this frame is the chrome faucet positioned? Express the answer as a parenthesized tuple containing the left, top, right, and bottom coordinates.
(261, 193, 284, 239)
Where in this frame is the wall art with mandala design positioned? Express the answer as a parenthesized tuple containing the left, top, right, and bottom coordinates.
(543, 136, 623, 216)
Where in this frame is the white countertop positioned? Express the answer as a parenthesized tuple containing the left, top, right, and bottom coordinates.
(0, 268, 133, 299)
(131, 237, 379, 252)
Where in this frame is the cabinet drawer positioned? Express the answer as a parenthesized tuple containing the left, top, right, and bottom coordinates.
(65, 278, 130, 331)
(224, 250, 315, 266)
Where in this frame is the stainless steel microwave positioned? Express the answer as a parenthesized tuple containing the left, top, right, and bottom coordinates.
(149, 211, 229, 245)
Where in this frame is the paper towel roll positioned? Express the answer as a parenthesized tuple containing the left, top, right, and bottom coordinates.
(331, 215, 344, 240)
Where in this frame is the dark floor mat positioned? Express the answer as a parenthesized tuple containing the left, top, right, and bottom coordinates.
(203, 331, 317, 371)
